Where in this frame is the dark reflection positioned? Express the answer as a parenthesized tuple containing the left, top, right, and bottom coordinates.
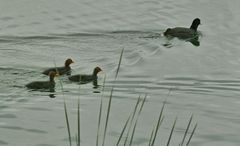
(48, 87, 56, 98)
(93, 90, 101, 93)
(49, 93, 56, 98)
(188, 36, 200, 46)
(163, 42, 173, 48)
(49, 87, 55, 92)
(93, 80, 99, 89)
(66, 70, 72, 76)
(93, 80, 101, 93)
(75, 79, 101, 92)
(29, 88, 55, 92)
(27, 87, 56, 98)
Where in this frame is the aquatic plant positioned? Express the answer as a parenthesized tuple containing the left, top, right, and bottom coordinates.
(61, 48, 197, 146)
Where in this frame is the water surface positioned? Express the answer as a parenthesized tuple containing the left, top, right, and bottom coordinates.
(1, 0, 240, 146)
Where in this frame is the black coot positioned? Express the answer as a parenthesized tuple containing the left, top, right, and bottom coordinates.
(68, 67, 102, 84)
(42, 58, 74, 75)
(164, 18, 201, 39)
(26, 71, 58, 90)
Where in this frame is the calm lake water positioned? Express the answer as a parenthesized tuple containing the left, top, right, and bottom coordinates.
(1, 0, 240, 146)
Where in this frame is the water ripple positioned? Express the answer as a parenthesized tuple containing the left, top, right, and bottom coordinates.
(36, 144, 57, 146)
(0, 125, 47, 134)
(0, 140, 8, 145)
(0, 114, 17, 119)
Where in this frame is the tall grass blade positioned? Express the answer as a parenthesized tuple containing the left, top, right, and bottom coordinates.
(148, 124, 156, 146)
(75, 134, 78, 146)
(149, 116, 164, 146)
(115, 48, 124, 79)
(150, 102, 166, 146)
(77, 97, 80, 146)
(129, 94, 147, 145)
(129, 120, 137, 146)
(64, 98, 72, 146)
(123, 96, 141, 146)
(180, 114, 193, 146)
(102, 87, 113, 146)
(54, 59, 72, 146)
(186, 123, 197, 146)
(166, 117, 177, 146)
(116, 113, 131, 146)
(102, 48, 124, 146)
(96, 75, 106, 146)
(138, 94, 147, 114)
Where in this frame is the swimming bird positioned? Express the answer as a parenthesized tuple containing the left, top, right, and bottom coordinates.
(68, 67, 102, 84)
(164, 18, 201, 39)
(26, 71, 58, 90)
(42, 58, 74, 75)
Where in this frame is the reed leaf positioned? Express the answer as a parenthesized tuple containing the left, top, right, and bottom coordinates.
(116, 113, 131, 146)
(77, 97, 80, 146)
(55, 59, 72, 146)
(102, 87, 113, 146)
(102, 48, 124, 146)
(64, 98, 72, 146)
(148, 124, 156, 146)
(186, 123, 197, 146)
(96, 75, 106, 146)
(123, 96, 141, 146)
(180, 114, 193, 146)
(75, 134, 78, 146)
(115, 48, 124, 79)
(166, 117, 177, 146)
(150, 102, 166, 146)
(129, 120, 137, 146)
(129, 94, 147, 145)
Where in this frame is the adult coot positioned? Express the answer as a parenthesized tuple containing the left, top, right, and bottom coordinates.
(68, 67, 102, 84)
(164, 18, 201, 39)
(42, 58, 74, 75)
(26, 71, 58, 90)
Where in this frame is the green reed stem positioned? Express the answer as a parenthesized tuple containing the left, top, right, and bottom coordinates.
(116, 113, 131, 146)
(102, 48, 124, 146)
(186, 123, 197, 146)
(148, 124, 156, 146)
(55, 59, 72, 146)
(75, 134, 78, 146)
(64, 98, 72, 146)
(180, 114, 193, 146)
(129, 94, 147, 145)
(129, 120, 137, 146)
(96, 75, 106, 146)
(77, 97, 80, 146)
(123, 96, 141, 146)
(115, 48, 124, 79)
(166, 117, 177, 146)
(150, 102, 165, 146)
(102, 87, 113, 146)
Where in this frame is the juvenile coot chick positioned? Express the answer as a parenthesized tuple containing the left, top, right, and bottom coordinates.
(26, 71, 58, 90)
(42, 58, 74, 75)
(164, 18, 201, 39)
(68, 67, 102, 84)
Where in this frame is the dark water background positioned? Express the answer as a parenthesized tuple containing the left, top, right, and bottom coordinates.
(1, 0, 240, 145)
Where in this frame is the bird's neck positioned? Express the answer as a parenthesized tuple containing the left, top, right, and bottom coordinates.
(65, 64, 69, 67)
(190, 24, 198, 31)
(93, 70, 98, 77)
